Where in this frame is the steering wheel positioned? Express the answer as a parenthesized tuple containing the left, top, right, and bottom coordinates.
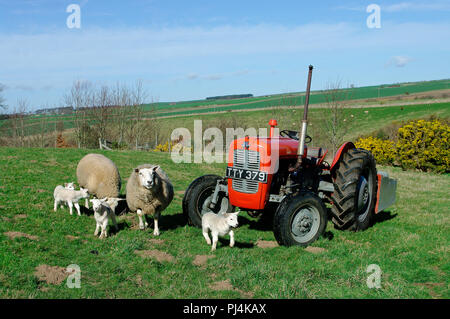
(280, 130, 312, 143)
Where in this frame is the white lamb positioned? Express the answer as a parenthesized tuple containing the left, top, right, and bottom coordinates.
(90, 198, 119, 239)
(53, 185, 89, 216)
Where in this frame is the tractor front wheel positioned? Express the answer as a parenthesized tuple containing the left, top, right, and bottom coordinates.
(273, 193, 327, 247)
(182, 175, 232, 227)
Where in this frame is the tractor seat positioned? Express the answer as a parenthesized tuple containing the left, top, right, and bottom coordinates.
(306, 147, 329, 166)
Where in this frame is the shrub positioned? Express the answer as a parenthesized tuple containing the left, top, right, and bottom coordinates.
(355, 136, 396, 165)
(396, 119, 450, 173)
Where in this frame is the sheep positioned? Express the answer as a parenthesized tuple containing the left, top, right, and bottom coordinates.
(76, 153, 121, 208)
(90, 198, 119, 239)
(53, 186, 89, 216)
(126, 164, 174, 236)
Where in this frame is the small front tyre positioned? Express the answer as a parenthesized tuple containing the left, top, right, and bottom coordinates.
(182, 175, 232, 227)
(273, 193, 327, 247)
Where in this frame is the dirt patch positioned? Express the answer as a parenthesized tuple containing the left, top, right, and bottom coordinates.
(30, 160, 37, 163)
(65, 235, 79, 241)
(413, 282, 444, 298)
(4, 231, 38, 241)
(148, 238, 165, 245)
(14, 214, 27, 220)
(134, 249, 175, 263)
(175, 190, 185, 195)
(23, 186, 32, 189)
(193, 255, 215, 267)
(7, 156, 18, 159)
(305, 246, 327, 254)
(209, 279, 234, 291)
(36, 189, 47, 193)
(256, 240, 278, 248)
(34, 265, 69, 285)
(209, 279, 254, 298)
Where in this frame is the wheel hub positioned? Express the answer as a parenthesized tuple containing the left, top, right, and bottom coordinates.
(292, 207, 318, 239)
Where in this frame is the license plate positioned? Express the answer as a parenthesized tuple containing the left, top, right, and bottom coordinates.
(226, 167, 268, 183)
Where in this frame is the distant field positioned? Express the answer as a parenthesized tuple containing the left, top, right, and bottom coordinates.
(0, 147, 448, 298)
(1, 78, 448, 137)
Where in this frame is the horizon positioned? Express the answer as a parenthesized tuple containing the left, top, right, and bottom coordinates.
(1, 0, 450, 112)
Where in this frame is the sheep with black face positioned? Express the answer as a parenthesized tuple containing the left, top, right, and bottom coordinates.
(125, 164, 174, 236)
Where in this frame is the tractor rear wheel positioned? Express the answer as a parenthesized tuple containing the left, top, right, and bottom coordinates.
(330, 148, 378, 231)
(182, 175, 232, 227)
(273, 192, 327, 247)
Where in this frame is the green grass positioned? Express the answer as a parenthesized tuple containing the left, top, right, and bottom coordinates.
(2, 78, 449, 137)
(0, 147, 449, 298)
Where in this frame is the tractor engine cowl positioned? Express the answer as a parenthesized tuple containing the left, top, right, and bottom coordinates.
(226, 135, 301, 210)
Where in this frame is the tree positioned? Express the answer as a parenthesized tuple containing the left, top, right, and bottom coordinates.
(318, 81, 354, 156)
(64, 81, 93, 148)
(0, 83, 6, 111)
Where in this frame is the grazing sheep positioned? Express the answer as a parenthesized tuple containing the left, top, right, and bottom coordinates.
(90, 198, 119, 239)
(53, 186, 89, 216)
(76, 153, 121, 208)
(202, 212, 239, 251)
(126, 164, 174, 236)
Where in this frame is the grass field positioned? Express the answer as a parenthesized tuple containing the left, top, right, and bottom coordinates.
(1, 78, 449, 137)
(0, 147, 448, 298)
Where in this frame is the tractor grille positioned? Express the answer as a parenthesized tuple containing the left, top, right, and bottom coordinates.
(232, 149, 260, 194)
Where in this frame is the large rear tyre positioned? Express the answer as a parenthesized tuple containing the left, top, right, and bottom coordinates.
(330, 148, 378, 231)
(273, 193, 327, 247)
(182, 175, 232, 227)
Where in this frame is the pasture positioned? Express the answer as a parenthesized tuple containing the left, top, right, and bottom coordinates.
(0, 147, 448, 298)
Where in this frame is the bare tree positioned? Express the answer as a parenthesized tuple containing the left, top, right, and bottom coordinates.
(319, 81, 354, 156)
(0, 83, 6, 112)
(64, 81, 93, 148)
(126, 80, 150, 149)
(91, 85, 112, 142)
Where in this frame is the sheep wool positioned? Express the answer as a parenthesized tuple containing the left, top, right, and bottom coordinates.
(76, 153, 121, 198)
(126, 164, 174, 217)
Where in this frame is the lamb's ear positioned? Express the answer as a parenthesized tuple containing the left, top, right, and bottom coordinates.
(152, 165, 160, 172)
(89, 199, 94, 203)
(134, 168, 139, 173)
(101, 197, 108, 202)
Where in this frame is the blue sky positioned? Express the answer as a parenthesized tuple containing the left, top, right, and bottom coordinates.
(0, 0, 449, 111)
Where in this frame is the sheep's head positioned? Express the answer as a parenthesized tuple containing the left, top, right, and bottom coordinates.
(135, 166, 160, 190)
(225, 212, 239, 228)
(90, 198, 108, 211)
(65, 182, 75, 190)
(80, 187, 89, 198)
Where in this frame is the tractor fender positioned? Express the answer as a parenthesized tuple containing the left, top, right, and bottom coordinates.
(329, 142, 356, 176)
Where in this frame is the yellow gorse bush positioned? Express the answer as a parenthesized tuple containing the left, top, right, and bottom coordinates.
(355, 136, 396, 165)
(356, 118, 450, 173)
(396, 119, 449, 173)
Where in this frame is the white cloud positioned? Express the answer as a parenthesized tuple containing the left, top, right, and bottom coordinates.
(386, 55, 413, 67)
(384, 2, 450, 12)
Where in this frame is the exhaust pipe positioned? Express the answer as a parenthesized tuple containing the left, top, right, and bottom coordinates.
(298, 65, 313, 157)
(288, 65, 313, 173)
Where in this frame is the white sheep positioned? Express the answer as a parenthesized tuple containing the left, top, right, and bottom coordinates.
(76, 153, 121, 208)
(126, 164, 174, 236)
(90, 198, 119, 239)
(53, 186, 89, 216)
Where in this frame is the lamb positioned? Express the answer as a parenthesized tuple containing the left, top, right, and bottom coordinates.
(90, 198, 119, 239)
(53, 186, 89, 216)
(126, 164, 174, 236)
(76, 153, 121, 208)
(202, 212, 239, 251)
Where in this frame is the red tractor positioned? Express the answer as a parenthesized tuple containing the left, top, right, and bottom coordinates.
(183, 66, 397, 246)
